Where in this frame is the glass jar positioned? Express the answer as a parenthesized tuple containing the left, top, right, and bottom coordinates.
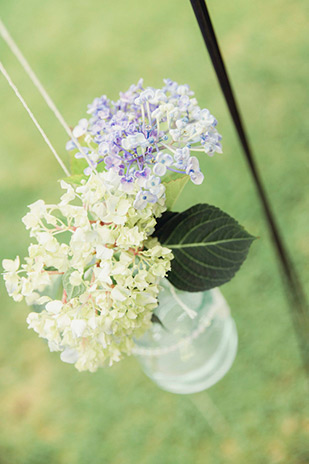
(133, 279, 238, 394)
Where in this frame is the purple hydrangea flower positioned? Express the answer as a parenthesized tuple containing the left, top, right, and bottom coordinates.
(67, 79, 222, 208)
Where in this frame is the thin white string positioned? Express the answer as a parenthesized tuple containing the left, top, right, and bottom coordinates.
(168, 281, 197, 319)
(0, 61, 70, 177)
(0, 19, 96, 173)
(132, 304, 217, 356)
(132, 288, 230, 356)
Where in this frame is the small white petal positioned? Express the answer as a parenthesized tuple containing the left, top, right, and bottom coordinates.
(111, 287, 128, 302)
(71, 319, 87, 337)
(190, 171, 204, 185)
(153, 163, 166, 176)
(46, 300, 63, 314)
(69, 271, 83, 286)
(2, 256, 20, 272)
(60, 348, 79, 364)
(96, 245, 114, 261)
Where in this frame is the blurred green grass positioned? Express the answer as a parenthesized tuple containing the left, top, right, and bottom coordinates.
(0, 0, 308, 463)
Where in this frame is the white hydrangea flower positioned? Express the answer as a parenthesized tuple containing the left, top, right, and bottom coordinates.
(3, 171, 173, 372)
(2, 256, 20, 272)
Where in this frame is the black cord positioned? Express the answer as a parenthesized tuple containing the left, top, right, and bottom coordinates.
(190, 0, 309, 375)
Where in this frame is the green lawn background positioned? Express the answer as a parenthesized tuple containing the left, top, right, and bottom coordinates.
(0, 0, 308, 463)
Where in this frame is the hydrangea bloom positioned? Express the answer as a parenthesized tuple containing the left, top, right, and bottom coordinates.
(3, 171, 173, 371)
(67, 78, 222, 205)
(3, 79, 223, 373)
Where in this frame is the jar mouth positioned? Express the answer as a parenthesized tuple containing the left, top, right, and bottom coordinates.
(132, 286, 227, 357)
(132, 308, 215, 357)
(156, 277, 212, 320)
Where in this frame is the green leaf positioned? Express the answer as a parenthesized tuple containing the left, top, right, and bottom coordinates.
(163, 175, 189, 210)
(154, 204, 255, 292)
(62, 268, 86, 300)
(69, 145, 88, 175)
(43, 266, 58, 272)
(151, 313, 167, 330)
(62, 174, 87, 186)
(69, 135, 106, 176)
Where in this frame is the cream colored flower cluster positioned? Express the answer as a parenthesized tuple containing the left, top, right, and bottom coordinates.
(2, 171, 173, 371)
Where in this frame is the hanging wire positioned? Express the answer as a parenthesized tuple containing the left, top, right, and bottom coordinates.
(0, 61, 70, 177)
(190, 0, 309, 375)
(0, 18, 97, 174)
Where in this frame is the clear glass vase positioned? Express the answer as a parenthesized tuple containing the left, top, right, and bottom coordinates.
(133, 279, 238, 394)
